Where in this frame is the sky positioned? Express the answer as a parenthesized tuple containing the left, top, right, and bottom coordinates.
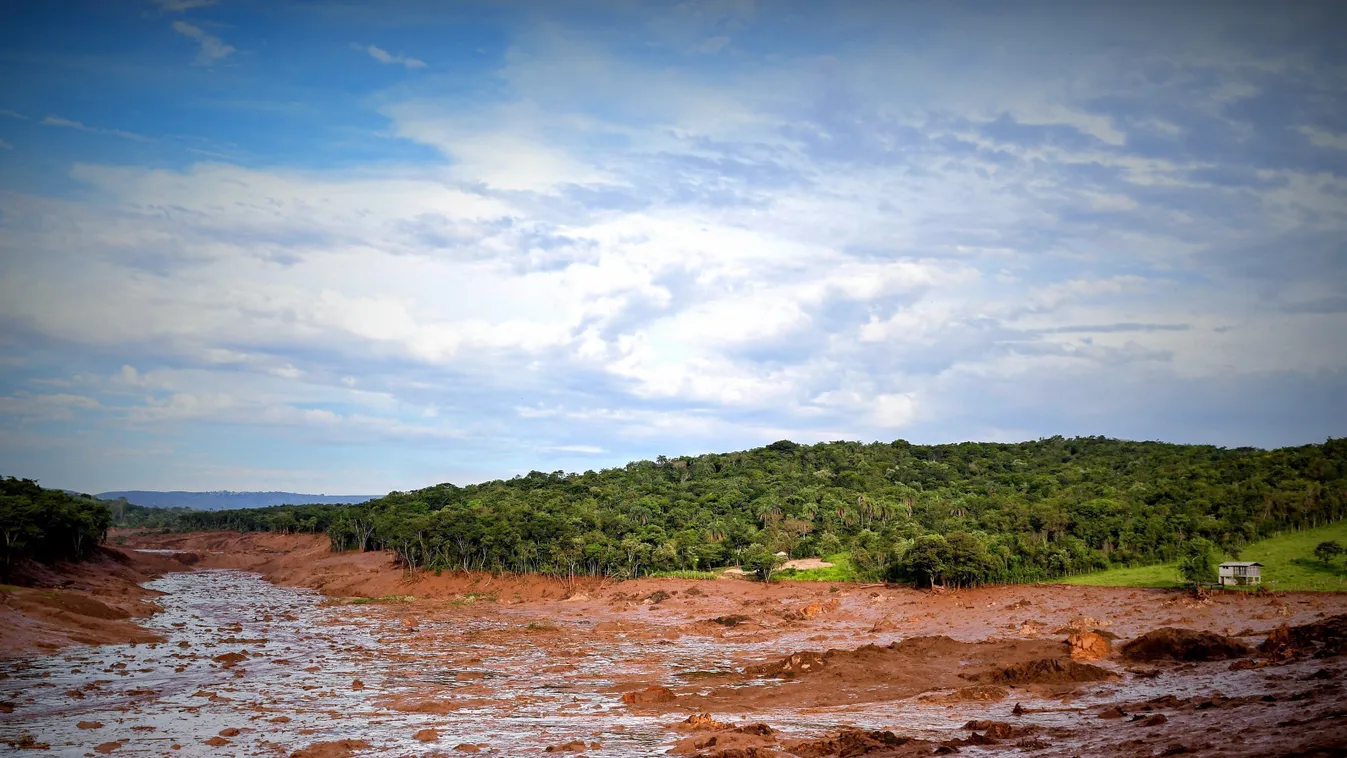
(0, 0, 1344, 495)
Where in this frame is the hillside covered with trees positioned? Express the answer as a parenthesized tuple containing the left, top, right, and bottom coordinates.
(116, 436, 1347, 587)
(0, 477, 113, 579)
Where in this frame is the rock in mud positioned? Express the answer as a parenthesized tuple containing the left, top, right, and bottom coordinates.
(545, 740, 588, 752)
(413, 729, 439, 742)
(93, 742, 122, 754)
(622, 685, 678, 705)
(77, 721, 104, 729)
(212, 651, 248, 667)
(1068, 632, 1113, 661)
(1120, 628, 1251, 662)
(970, 658, 1117, 685)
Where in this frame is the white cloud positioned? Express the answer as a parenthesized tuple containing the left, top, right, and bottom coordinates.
(1298, 126, 1347, 151)
(172, 21, 235, 65)
(42, 115, 152, 142)
(155, 0, 216, 10)
(690, 36, 730, 54)
(358, 44, 427, 69)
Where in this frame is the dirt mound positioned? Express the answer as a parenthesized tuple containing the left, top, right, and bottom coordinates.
(622, 686, 677, 705)
(967, 658, 1117, 685)
(1068, 632, 1112, 661)
(785, 729, 930, 757)
(0, 546, 195, 656)
(1120, 628, 1251, 662)
(1259, 614, 1347, 660)
(669, 723, 777, 756)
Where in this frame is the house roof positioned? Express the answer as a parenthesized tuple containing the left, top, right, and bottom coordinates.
(1219, 561, 1263, 567)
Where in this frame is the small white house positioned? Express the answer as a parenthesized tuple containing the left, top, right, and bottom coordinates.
(1218, 561, 1262, 586)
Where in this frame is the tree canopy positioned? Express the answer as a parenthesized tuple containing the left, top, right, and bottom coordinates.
(0, 477, 112, 578)
(115, 436, 1347, 586)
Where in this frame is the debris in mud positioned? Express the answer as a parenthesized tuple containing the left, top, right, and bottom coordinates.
(545, 739, 587, 752)
(966, 658, 1117, 685)
(709, 614, 754, 627)
(1054, 616, 1111, 635)
(622, 685, 678, 705)
(413, 728, 439, 742)
(919, 685, 1009, 704)
(1259, 614, 1347, 660)
(289, 739, 371, 758)
(1120, 628, 1251, 662)
(680, 713, 736, 731)
(961, 721, 1040, 739)
(745, 651, 829, 677)
(645, 590, 672, 604)
(870, 616, 900, 633)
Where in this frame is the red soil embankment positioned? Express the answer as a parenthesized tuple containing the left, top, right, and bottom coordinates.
(114, 530, 588, 602)
(0, 547, 193, 656)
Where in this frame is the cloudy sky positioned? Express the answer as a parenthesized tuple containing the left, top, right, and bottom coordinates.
(1, 0, 1344, 495)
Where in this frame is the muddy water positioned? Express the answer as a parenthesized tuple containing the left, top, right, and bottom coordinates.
(3, 568, 1338, 757)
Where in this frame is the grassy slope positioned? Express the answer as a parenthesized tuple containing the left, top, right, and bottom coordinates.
(1060, 520, 1347, 591)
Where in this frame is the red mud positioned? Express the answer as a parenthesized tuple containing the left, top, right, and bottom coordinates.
(6, 529, 1345, 757)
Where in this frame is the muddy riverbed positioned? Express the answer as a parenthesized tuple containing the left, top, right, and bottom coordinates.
(3, 539, 1347, 756)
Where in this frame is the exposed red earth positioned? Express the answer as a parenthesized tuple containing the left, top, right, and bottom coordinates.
(1, 529, 1344, 757)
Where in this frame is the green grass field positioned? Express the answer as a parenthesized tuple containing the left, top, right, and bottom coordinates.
(777, 553, 858, 583)
(1060, 520, 1347, 592)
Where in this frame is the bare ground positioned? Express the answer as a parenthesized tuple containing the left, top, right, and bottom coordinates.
(1, 530, 1344, 757)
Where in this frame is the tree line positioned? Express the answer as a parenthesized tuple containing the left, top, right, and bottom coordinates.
(114, 436, 1347, 586)
(0, 477, 112, 579)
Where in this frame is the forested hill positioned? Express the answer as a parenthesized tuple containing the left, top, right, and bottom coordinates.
(1, 477, 112, 579)
(120, 437, 1347, 586)
(98, 490, 376, 511)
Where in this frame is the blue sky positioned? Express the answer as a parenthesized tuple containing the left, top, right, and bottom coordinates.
(1, 0, 1344, 495)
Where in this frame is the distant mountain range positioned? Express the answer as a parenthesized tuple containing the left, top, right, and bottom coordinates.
(95, 490, 377, 511)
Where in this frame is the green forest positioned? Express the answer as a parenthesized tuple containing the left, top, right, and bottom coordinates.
(0, 477, 112, 579)
(112, 436, 1347, 587)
